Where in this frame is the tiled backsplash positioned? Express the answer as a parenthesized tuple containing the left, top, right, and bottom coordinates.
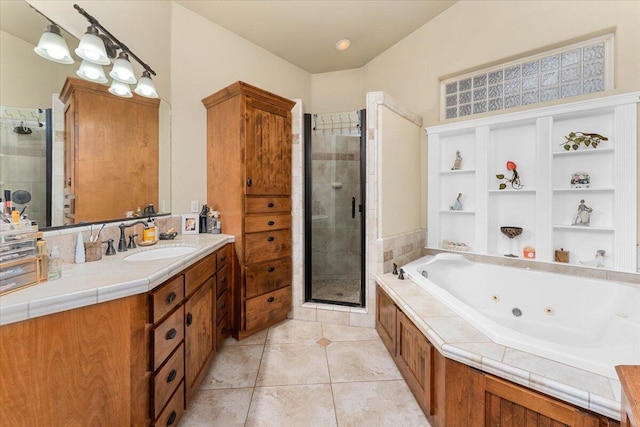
(382, 229, 427, 273)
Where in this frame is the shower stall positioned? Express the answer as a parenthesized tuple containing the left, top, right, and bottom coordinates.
(304, 110, 366, 307)
(0, 106, 51, 227)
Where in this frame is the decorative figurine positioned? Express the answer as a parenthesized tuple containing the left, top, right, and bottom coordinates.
(570, 171, 590, 188)
(572, 199, 593, 225)
(451, 150, 463, 170)
(579, 249, 606, 267)
(554, 248, 569, 263)
(442, 240, 469, 252)
(449, 193, 463, 210)
(496, 160, 524, 190)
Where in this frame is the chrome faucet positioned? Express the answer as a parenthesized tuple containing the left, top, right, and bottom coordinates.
(118, 221, 148, 252)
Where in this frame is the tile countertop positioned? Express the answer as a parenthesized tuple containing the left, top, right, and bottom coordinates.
(375, 272, 622, 421)
(0, 234, 234, 326)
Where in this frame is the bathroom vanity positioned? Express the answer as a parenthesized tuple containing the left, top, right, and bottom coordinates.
(376, 275, 622, 427)
(0, 234, 233, 426)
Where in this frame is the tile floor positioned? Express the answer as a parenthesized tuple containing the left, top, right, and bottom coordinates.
(179, 319, 430, 427)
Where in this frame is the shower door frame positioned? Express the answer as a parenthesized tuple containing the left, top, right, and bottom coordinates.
(303, 110, 366, 307)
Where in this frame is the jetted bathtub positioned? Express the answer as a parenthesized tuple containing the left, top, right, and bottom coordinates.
(402, 253, 640, 379)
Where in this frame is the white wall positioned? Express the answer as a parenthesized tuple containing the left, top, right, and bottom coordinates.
(361, 0, 640, 231)
(311, 68, 363, 113)
(169, 3, 311, 214)
(378, 105, 422, 237)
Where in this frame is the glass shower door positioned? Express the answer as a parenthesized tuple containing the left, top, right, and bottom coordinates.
(304, 110, 365, 307)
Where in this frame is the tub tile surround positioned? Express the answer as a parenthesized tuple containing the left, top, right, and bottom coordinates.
(376, 272, 622, 420)
(0, 224, 232, 326)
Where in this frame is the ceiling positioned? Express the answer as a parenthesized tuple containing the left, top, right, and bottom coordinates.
(1, 1, 457, 75)
(175, 0, 457, 74)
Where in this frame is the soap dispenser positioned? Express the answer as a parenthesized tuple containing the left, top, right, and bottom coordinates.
(199, 204, 209, 234)
(143, 218, 157, 243)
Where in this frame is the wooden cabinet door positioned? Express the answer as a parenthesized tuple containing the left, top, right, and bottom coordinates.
(375, 285, 396, 355)
(184, 277, 214, 402)
(396, 310, 433, 416)
(245, 98, 291, 195)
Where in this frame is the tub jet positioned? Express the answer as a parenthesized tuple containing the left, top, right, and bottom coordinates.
(512, 308, 522, 317)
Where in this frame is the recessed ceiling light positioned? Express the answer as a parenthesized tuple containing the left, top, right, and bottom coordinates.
(335, 39, 351, 51)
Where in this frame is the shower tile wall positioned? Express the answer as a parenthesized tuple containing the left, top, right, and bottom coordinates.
(312, 134, 361, 285)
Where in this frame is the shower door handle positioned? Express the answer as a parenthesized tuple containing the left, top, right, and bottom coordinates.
(351, 197, 356, 219)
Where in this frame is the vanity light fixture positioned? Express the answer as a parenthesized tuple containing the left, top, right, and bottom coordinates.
(74, 25, 110, 65)
(134, 70, 158, 98)
(108, 80, 133, 98)
(33, 3, 159, 99)
(76, 60, 108, 83)
(34, 24, 74, 64)
(109, 51, 137, 84)
(335, 38, 351, 51)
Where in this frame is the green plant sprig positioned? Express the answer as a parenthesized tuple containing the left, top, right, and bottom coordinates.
(562, 132, 608, 151)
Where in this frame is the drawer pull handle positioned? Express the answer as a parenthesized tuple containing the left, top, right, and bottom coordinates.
(267, 236, 275, 242)
(221, 276, 227, 283)
(267, 297, 275, 303)
(186, 313, 193, 326)
(167, 410, 177, 426)
(220, 255, 226, 262)
(165, 292, 177, 304)
(267, 220, 275, 226)
(220, 302, 226, 309)
(267, 266, 275, 272)
(267, 202, 275, 208)
(166, 328, 177, 340)
(247, 178, 252, 187)
(167, 369, 177, 383)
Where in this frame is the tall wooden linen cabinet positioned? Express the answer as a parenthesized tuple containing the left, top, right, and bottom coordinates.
(202, 82, 295, 339)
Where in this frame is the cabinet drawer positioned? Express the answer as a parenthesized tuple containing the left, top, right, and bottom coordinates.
(153, 343, 184, 418)
(153, 381, 184, 427)
(216, 244, 232, 272)
(216, 265, 230, 298)
(153, 306, 184, 372)
(216, 313, 231, 350)
(244, 229, 291, 264)
(185, 253, 215, 296)
(245, 196, 291, 214)
(245, 257, 292, 299)
(216, 289, 230, 325)
(245, 286, 292, 331)
(151, 275, 185, 323)
(245, 214, 291, 233)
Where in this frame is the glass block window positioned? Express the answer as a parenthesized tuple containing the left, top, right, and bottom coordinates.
(441, 34, 613, 120)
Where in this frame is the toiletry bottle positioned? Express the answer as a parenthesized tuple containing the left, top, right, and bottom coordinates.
(211, 211, 221, 234)
(0, 198, 4, 216)
(36, 240, 48, 281)
(199, 204, 209, 234)
(143, 218, 156, 243)
(75, 232, 85, 264)
(11, 207, 19, 223)
(48, 246, 62, 280)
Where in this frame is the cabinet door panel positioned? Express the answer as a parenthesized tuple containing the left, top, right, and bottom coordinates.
(185, 278, 214, 400)
(245, 99, 291, 195)
(375, 285, 396, 355)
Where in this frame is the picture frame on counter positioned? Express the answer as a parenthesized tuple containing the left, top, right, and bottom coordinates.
(181, 214, 199, 234)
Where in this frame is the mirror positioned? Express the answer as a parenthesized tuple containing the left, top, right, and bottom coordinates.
(0, 0, 170, 230)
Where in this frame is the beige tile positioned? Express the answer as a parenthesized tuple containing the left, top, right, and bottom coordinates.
(503, 348, 614, 399)
(317, 308, 350, 325)
(332, 380, 430, 427)
(179, 388, 252, 427)
(266, 319, 323, 344)
(423, 316, 491, 343)
(326, 340, 402, 383)
(453, 342, 507, 362)
(225, 329, 268, 346)
(322, 323, 380, 342)
(349, 312, 375, 328)
(246, 384, 337, 427)
(200, 345, 263, 389)
(257, 343, 330, 386)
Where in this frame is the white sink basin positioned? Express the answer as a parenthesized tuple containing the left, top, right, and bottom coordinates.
(124, 246, 198, 261)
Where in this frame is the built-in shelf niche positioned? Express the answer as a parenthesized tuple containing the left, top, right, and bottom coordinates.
(427, 92, 639, 272)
